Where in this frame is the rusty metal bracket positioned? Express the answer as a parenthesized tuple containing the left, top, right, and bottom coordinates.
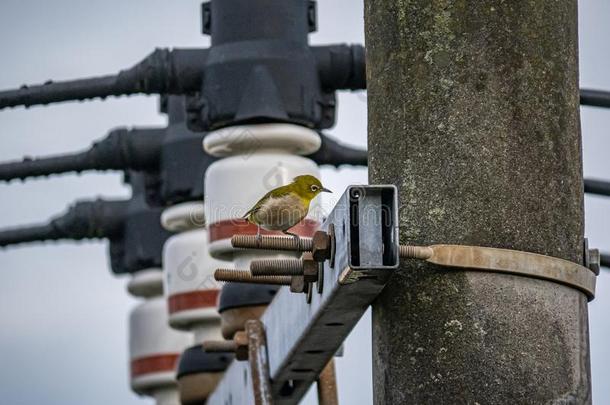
(202, 320, 273, 405)
(400, 244, 597, 300)
(246, 320, 274, 405)
(316, 359, 338, 405)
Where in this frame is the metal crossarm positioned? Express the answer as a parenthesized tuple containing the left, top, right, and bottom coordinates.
(207, 185, 399, 404)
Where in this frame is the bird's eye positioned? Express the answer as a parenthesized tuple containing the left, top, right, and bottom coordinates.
(310, 185, 319, 192)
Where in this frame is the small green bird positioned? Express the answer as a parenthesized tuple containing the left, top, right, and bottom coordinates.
(243, 175, 331, 239)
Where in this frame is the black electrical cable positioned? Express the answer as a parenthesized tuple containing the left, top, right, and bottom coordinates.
(584, 179, 610, 197)
(581, 89, 610, 108)
(601, 253, 610, 269)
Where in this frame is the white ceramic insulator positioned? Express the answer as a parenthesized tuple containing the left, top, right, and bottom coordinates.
(193, 321, 224, 344)
(204, 153, 322, 259)
(129, 296, 192, 396)
(203, 123, 324, 260)
(152, 386, 181, 405)
(127, 268, 164, 298)
(203, 123, 321, 157)
(163, 226, 229, 331)
(161, 202, 206, 233)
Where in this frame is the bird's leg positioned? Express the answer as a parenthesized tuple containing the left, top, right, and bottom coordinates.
(282, 230, 300, 244)
(256, 225, 262, 246)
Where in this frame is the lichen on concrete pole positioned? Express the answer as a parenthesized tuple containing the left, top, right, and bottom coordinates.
(365, 1, 590, 403)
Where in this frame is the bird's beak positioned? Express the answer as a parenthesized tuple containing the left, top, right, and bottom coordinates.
(321, 187, 332, 193)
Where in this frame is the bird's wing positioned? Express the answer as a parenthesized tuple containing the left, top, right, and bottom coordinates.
(242, 186, 292, 219)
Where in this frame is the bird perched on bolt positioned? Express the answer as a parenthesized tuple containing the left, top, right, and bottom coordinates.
(243, 175, 331, 240)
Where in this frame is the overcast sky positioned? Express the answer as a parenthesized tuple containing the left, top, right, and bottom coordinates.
(0, 1, 607, 404)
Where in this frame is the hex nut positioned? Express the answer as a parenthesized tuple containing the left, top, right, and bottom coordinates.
(303, 260, 319, 283)
(312, 231, 331, 262)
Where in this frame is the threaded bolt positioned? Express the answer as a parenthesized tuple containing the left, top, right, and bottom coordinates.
(231, 234, 313, 252)
(250, 259, 304, 276)
(202, 340, 238, 353)
(214, 269, 292, 285)
(399, 245, 434, 260)
(203, 331, 249, 360)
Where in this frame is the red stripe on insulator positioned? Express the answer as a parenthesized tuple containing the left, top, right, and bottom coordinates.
(208, 218, 319, 243)
(131, 354, 180, 378)
(168, 289, 220, 314)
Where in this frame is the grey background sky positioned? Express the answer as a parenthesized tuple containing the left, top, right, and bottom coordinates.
(0, 1, 606, 404)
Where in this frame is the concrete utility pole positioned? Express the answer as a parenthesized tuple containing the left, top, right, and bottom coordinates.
(365, 1, 589, 404)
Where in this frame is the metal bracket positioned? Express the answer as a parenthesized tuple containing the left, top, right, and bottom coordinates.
(246, 320, 274, 405)
(207, 185, 399, 404)
(401, 244, 597, 300)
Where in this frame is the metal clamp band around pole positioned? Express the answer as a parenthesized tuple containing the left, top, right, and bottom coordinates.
(401, 244, 597, 300)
